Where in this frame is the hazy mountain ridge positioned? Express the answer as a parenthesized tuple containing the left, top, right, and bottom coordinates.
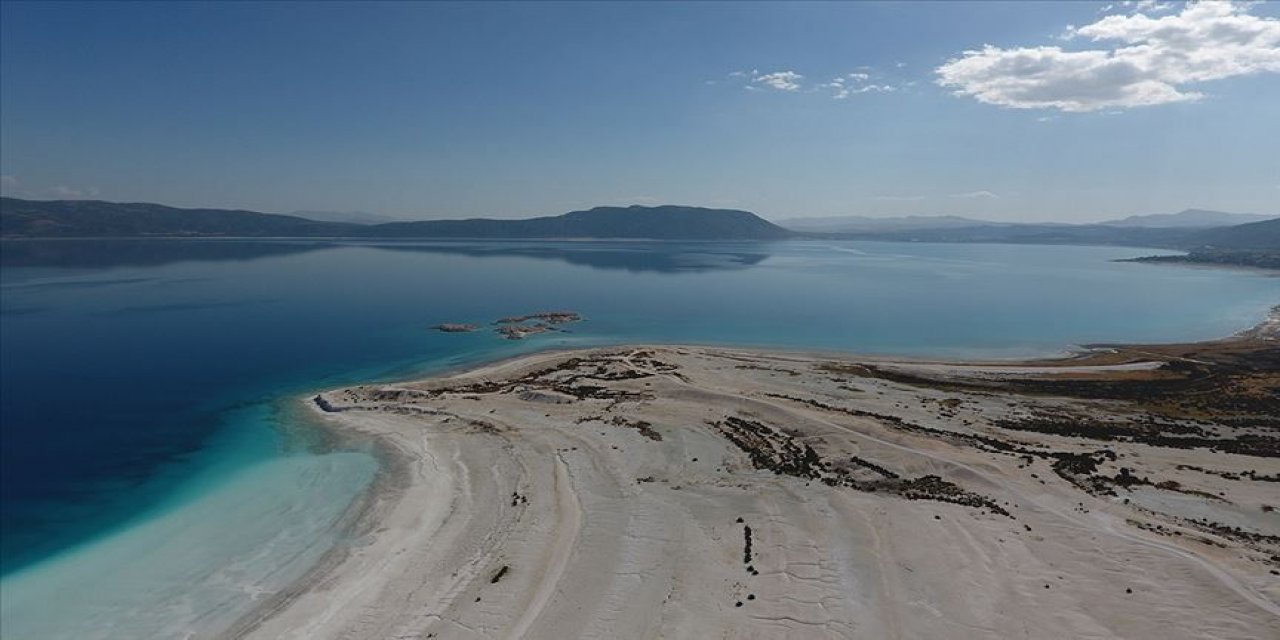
(792, 212, 1279, 252)
(808, 223, 1200, 247)
(779, 215, 998, 233)
(781, 208, 1276, 233)
(1101, 209, 1276, 228)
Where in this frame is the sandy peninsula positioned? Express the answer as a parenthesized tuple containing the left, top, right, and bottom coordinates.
(229, 317, 1279, 639)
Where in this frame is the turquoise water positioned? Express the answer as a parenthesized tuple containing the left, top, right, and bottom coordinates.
(1, 239, 1276, 637)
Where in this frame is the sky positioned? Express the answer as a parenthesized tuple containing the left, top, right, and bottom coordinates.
(1, 1, 1278, 223)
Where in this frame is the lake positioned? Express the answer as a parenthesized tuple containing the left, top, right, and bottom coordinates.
(1, 238, 1276, 638)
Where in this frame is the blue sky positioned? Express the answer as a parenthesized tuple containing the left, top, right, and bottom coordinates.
(1, 1, 1277, 222)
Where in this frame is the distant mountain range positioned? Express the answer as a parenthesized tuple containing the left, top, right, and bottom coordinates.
(781, 209, 1276, 233)
(1100, 209, 1276, 228)
(0, 199, 791, 241)
(805, 222, 1195, 247)
(779, 208, 1278, 255)
(2, 199, 1276, 261)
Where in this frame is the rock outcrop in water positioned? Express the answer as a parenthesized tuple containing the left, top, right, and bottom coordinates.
(432, 323, 479, 333)
(434, 311, 584, 340)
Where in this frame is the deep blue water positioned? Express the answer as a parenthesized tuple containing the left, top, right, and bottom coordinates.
(0, 238, 1276, 635)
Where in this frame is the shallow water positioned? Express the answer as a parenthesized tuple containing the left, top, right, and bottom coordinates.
(1, 238, 1276, 637)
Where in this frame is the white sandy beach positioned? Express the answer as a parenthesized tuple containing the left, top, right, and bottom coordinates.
(228, 345, 1280, 640)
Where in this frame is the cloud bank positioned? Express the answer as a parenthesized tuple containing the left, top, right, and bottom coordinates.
(936, 1, 1280, 112)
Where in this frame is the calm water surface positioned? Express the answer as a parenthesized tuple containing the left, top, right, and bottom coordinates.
(1, 238, 1275, 637)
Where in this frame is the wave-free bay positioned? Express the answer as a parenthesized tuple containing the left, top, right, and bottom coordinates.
(1, 238, 1276, 637)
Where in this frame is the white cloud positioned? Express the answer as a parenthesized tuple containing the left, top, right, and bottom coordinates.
(950, 190, 1001, 199)
(751, 70, 804, 92)
(821, 72, 899, 99)
(832, 84, 897, 99)
(0, 175, 19, 194)
(724, 65, 910, 103)
(936, 1, 1280, 112)
(731, 67, 902, 99)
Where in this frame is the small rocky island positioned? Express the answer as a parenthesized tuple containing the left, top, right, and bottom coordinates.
(432, 323, 480, 333)
(433, 311, 583, 340)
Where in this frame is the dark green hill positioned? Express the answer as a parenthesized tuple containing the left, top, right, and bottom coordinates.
(1183, 217, 1280, 251)
(1118, 218, 1280, 269)
(1, 199, 791, 241)
(371, 205, 792, 240)
(0, 198, 357, 237)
